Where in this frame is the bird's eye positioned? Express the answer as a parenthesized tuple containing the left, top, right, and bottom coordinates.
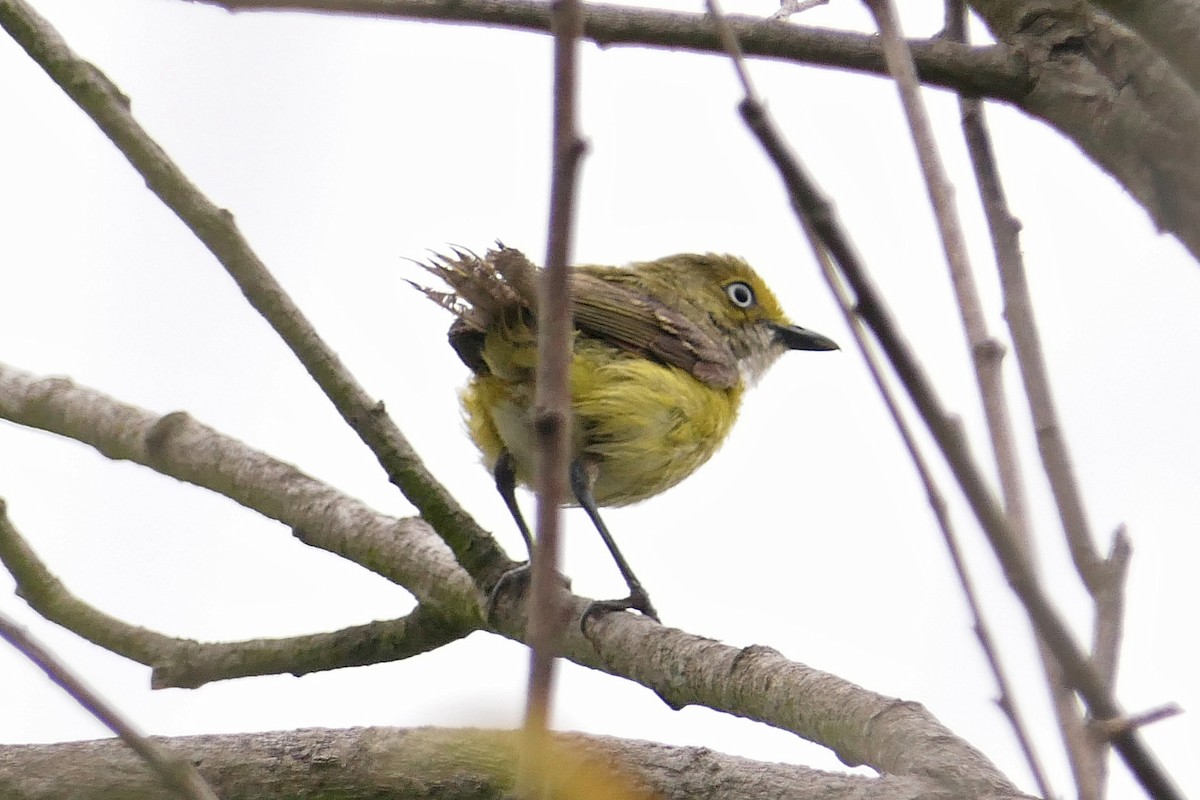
(725, 281, 756, 309)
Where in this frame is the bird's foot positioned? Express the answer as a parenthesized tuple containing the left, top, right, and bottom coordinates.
(580, 587, 659, 634)
(485, 562, 571, 624)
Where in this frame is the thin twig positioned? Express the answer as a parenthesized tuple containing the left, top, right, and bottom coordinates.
(1091, 704, 1185, 739)
(868, 2, 1105, 797)
(1093, 525, 1131, 684)
(769, 0, 827, 22)
(0, 593, 219, 800)
(714, 0, 1051, 792)
(956, 46, 1133, 698)
(522, 0, 587, 792)
(0, 0, 511, 593)
(0, 508, 468, 688)
(861, 0, 1028, 549)
(946, 3, 1134, 796)
(948, 5, 1130, 663)
(809, 232, 1055, 799)
(701, 1, 1183, 797)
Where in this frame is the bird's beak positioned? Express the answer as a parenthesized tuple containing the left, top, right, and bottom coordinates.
(773, 323, 839, 352)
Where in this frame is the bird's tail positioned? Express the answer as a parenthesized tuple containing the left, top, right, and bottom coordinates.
(408, 244, 543, 375)
(407, 244, 539, 331)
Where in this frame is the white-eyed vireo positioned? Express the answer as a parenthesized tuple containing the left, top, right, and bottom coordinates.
(414, 245, 837, 621)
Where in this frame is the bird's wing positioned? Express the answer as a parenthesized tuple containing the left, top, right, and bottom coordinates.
(413, 245, 739, 387)
(571, 272, 739, 389)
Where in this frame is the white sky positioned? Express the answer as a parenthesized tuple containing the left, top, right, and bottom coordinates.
(1, 1, 1197, 798)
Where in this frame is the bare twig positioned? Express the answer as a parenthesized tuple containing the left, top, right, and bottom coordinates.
(1093, 525, 1131, 683)
(701, 1, 1183, 797)
(709, 0, 1051, 792)
(957, 67, 1134, 699)
(950, 8, 1132, 668)
(861, 0, 1029, 555)
(0, 511, 468, 688)
(1091, 705, 1185, 739)
(522, 0, 587, 787)
(869, 3, 1108, 798)
(770, 0, 827, 22)
(946, 3, 1135, 795)
(810, 236, 1055, 799)
(0, 0, 511, 592)
(0, 595, 219, 800)
(0, 452, 472, 691)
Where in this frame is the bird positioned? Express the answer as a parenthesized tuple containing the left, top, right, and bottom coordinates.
(412, 244, 837, 622)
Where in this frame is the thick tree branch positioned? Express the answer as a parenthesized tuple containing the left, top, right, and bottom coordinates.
(1083, 0, 1200, 96)
(0, 727, 1029, 800)
(0, 362, 480, 624)
(967, 0, 1200, 263)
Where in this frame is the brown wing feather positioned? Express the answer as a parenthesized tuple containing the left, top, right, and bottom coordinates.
(571, 273, 739, 389)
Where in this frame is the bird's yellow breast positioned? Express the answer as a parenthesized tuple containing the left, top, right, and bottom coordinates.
(461, 338, 744, 507)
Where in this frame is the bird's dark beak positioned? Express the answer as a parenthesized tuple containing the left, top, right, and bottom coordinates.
(773, 323, 839, 352)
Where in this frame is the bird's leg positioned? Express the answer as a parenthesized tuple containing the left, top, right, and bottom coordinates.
(570, 460, 660, 624)
(486, 451, 534, 620)
(495, 451, 534, 555)
(486, 451, 570, 621)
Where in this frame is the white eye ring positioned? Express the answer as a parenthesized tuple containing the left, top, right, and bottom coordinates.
(725, 281, 756, 309)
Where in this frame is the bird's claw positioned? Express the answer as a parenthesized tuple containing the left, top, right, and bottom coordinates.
(484, 562, 572, 624)
(580, 587, 659, 634)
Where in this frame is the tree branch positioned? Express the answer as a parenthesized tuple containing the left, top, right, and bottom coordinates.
(0, 503, 469, 688)
(0, 362, 480, 624)
(0, 727, 1030, 800)
(956, 48, 1116, 800)
(1082, 0, 1200, 96)
(804, 212, 1057, 800)
(187, 0, 1026, 99)
(967, 0, 1200, 263)
(164, 0, 1200, 267)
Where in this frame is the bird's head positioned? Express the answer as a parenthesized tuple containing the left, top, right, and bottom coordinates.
(624, 253, 839, 385)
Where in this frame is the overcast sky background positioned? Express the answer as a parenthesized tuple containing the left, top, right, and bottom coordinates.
(1, 1, 1197, 798)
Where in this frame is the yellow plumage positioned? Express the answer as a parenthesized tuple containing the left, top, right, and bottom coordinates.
(463, 337, 744, 507)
